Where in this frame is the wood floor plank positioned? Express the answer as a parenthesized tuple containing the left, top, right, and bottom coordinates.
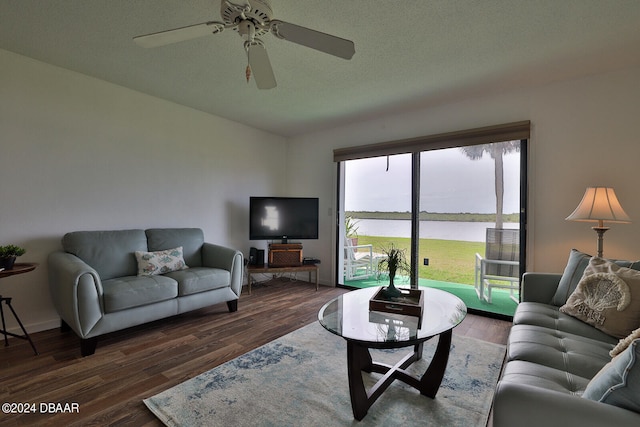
(0, 280, 510, 426)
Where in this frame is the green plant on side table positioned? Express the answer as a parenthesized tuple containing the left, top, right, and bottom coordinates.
(0, 244, 26, 270)
(377, 243, 411, 298)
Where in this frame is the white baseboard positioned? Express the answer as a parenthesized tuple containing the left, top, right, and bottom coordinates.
(3, 318, 60, 338)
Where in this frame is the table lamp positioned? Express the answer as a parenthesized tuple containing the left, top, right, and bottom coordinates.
(566, 187, 631, 257)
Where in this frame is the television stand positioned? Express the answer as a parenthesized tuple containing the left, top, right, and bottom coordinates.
(246, 264, 319, 295)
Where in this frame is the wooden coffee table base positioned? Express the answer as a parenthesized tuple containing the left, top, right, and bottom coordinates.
(346, 329, 452, 420)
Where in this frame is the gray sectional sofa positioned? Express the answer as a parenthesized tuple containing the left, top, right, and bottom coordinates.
(48, 228, 243, 356)
(493, 250, 640, 426)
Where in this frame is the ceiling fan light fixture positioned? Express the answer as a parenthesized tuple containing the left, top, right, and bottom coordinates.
(238, 20, 256, 42)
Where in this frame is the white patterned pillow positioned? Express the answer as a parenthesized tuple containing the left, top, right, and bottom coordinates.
(135, 246, 188, 276)
(560, 257, 640, 338)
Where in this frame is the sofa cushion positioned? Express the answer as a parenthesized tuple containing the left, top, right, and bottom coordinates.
(514, 302, 620, 343)
(102, 275, 178, 313)
(507, 324, 614, 379)
(552, 249, 640, 306)
(135, 246, 188, 276)
(552, 249, 593, 306)
(146, 228, 204, 267)
(163, 267, 231, 296)
(62, 229, 147, 280)
(583, 339, 640, 413)
(560, 257, 640, 338)
(500, 359, 591, 395)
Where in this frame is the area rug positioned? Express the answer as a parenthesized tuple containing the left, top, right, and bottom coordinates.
(144, 321, 505, 427)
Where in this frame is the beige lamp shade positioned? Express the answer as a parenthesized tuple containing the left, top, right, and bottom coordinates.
(566, 187, 631, 225)
(566, 187, 631, 257)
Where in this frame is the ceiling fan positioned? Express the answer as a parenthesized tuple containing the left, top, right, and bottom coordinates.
(133, 0, 355, 89)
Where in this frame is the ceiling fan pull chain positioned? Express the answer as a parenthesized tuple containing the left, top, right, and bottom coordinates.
(243, 40, 252, 84)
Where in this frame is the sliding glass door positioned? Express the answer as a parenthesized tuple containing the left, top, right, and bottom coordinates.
(336, 137, 527, 318)
(338, 154, 412, 288)
(417, 142, 524, 317)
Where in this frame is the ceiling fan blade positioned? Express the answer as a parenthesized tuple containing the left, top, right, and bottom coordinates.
(248, 41, 277, 90)
(271, 21, 355, 60)
(133, 21, 225, 48)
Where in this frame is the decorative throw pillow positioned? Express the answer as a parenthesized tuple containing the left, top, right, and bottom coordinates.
(552, 249, 640, 306)
(135, 246, 188, 276)
(611, 327, 640, 357)
(560, 257, 640, 338)
(552, 249, 593, 306)
(583, 339, 640, 413)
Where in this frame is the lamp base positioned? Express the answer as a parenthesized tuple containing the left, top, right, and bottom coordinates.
(591, 226, 609, 258)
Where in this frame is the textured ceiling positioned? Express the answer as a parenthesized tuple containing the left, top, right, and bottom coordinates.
(2, 0, 640, 137)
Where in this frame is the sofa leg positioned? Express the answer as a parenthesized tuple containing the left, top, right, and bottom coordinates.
(227, 299, 238, 313)
(81, 338, 98, 357)
(60, 319, 71, 333)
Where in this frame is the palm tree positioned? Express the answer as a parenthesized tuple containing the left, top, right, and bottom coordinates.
(460, 141, 520, 229)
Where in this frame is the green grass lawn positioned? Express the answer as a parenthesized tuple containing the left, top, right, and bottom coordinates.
(355, 235, 485, 285)
(348, 235, 517, 316)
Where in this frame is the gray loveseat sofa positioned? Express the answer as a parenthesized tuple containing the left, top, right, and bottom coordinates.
(48, 228, 243, 356)
(493, 250, 640, 426)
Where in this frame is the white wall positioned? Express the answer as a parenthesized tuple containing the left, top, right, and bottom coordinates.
(3, 47, 640, 335)
(288, 65, 640, 283)
(0, 50, 287, 333)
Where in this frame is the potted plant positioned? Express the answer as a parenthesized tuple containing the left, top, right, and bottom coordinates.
(377, 243, 411, 298)
(345, 216, 360, 246)
(0, 244, 26, 270)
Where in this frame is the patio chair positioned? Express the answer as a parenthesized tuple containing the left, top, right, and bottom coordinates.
(475, 228, 520, 303)
(344, 238, 379, 280)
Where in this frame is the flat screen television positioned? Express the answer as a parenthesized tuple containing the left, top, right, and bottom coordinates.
(249, 197, 319, 243)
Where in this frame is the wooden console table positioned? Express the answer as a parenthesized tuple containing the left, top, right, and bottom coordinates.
(0, 263, 39, 355)
(246, 264, 319, 295)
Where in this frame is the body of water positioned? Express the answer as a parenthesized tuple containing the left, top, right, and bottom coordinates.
(355, 219, 519, 242)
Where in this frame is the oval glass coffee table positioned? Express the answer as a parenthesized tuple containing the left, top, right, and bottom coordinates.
(318, 286, 467, 420)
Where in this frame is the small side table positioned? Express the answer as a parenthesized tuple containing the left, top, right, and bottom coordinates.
(0, 263, 38, 355)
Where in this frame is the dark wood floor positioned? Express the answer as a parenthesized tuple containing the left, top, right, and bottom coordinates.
(0, 279, 510, 426)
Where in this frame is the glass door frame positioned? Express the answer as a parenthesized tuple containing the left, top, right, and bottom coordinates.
(335, 138, 528, 313)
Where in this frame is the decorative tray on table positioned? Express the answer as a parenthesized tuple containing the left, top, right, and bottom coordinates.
(369, 287, 424, 322)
